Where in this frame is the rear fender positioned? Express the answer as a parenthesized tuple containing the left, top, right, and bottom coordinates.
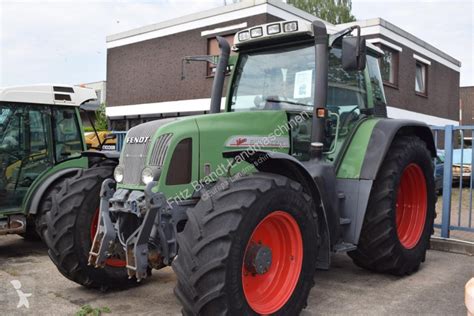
(340, 119, 436, 244)
(28, 168, 82, 215)
(360, 119, 436, 180)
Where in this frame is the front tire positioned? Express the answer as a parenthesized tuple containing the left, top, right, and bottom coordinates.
(44, 166, 136, 290)
(21, 178, 68, 241)
(349, 136, 435, 275)
(173, 173, 319, 315)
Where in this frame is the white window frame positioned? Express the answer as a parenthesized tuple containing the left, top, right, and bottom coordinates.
(415, 60, 428, 95)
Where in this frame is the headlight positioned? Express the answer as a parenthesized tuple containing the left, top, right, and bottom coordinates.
(141, 167, 155, 185)
(238, 31, 250, 42)
(114, 166, 124, 183)
(250, 27, 263, 38)
(267, 23, 281, 35)
(283, 21, 298, 32)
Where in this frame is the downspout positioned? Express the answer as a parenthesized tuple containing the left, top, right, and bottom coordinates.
(310, 20, 329, 159)
(209, 36, 231, 114)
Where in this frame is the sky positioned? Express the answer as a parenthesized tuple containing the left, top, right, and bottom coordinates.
(0, 0, 473, 87)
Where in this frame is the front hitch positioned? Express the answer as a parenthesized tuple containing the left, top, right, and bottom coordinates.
(88, 179, 188, 282)
(88, 179, 168, 282)
(124, 181, 166, 281)
(89, 179, 118, 268)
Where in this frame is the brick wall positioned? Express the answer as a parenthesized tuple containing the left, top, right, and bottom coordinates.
(365, 34, 460, 121)
(460, 86, 474, 125)
(106, 14, 280, 107)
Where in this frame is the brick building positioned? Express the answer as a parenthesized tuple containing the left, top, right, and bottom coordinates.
(105, 0, 460, 130)
(460, 86, 474, 125)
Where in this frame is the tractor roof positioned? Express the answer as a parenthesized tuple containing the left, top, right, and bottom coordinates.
(234, 20, 384, 56)
(0, 84, 97, 107)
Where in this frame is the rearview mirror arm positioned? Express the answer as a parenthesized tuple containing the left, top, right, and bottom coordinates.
(82, 108, 102, 149)
(328, 25, 360, 47)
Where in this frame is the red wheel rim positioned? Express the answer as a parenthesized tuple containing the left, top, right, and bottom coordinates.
(396, 163, 427, 249)
(91, 208, 126, 268)
(242, 211, 303, 314)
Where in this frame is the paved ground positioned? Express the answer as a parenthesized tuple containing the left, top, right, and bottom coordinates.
(0, 235, 472, 315)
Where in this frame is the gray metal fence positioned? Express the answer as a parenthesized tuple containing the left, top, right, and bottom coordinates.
(432, 125, 474, 241)
(113, 131, 127, 152)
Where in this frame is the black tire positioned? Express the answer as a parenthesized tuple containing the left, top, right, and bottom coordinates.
(348, 136, 435, 275)
(44, 166, 136, 290)
(173, 173, 319, 315)
(21, 181, 66, 241)
(35, 180, 66, 240)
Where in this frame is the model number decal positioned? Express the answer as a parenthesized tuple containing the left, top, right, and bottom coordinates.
(225, 135, 289, 148)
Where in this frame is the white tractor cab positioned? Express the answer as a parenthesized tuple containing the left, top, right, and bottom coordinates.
(0, 84, 116, 238)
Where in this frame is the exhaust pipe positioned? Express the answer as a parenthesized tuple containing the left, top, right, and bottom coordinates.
(310, 20, 329, 159)
(209, 36, 231, 114)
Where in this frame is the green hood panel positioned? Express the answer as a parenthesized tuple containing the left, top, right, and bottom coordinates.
(195, 110, 290, 178)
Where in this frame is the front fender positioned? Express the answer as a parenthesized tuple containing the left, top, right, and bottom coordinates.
(223, 150, 335, 269)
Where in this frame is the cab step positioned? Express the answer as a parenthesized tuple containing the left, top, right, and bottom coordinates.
(333, 242, 357, 253)
(339, 217, 351, 225)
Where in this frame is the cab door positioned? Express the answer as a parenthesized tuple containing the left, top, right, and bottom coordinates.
(51, 106, 84, 163)
(0, 103, 53, 211)
(289, 47, 369, 162)
(324, 47, 369, 162)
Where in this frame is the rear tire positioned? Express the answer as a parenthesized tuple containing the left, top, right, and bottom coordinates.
(44, 166, 136, 290)
(173, 173, 319, 315)
(348, 136, 435, 275)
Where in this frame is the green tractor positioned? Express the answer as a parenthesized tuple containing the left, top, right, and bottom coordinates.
(0, 85, 118, 240)
(45, 20, 436, 314)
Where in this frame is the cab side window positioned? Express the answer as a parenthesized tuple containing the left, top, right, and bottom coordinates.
(0, 104, 53, 209)
(29, 109, 49, 152)
(0, 106, 22, 152)
(327, 47, 367, 124)
(325, 48, 367, 159)
(52, 107, 83, 162)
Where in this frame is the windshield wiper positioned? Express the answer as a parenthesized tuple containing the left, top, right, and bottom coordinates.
(265, 98, 310, 107)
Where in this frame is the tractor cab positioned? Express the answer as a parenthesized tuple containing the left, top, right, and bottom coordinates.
(228, 20, 386, 162)
(0, 85, 93, 212)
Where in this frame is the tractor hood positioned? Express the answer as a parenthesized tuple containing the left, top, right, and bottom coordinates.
(116, 111, 293, 198)
(194, 110, 291, 178)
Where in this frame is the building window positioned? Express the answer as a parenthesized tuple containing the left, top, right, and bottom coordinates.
(379, 46, 399, 87)
(415, 61, 427, 95)
(207, 34, 235, 76)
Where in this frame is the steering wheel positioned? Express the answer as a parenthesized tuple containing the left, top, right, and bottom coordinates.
(339, 106, 360, 129)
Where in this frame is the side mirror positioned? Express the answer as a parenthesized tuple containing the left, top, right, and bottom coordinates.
(342, 36, 367, 71)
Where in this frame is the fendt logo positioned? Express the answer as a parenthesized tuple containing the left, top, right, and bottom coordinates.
(126, 136, 150, 144)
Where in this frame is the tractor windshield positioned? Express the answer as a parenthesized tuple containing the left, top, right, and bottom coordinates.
(230, 43, 368, 113)
(230, 44, 315, 112)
